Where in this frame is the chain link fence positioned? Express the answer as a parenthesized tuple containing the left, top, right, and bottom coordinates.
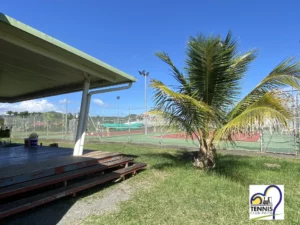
(3, 100, 300, 155)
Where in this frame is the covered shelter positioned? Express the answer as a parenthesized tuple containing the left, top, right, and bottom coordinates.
(0, 13, 136, 155)
(0, 13, 146, 219)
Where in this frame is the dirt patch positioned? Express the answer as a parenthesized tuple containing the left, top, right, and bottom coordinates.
(58, 182, 135, 225)
(4, 181, 138, 225)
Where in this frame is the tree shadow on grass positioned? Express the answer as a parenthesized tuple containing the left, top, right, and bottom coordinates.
(210, 154, 261, 186)
(139, 149, 270, 187)
(139, 150, 194, 170)
(142, 150, 263, 186)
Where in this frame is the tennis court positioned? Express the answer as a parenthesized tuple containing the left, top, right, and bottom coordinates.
(5, 114, 299, 155)
(83, 130, 299, 154)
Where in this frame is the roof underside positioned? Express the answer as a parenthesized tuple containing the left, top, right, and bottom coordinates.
(0, 13, 136, 103)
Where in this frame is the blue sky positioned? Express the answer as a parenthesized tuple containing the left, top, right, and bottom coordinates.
(1, 0, 300, 116)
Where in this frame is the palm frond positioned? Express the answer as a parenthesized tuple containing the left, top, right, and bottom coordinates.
(151, 79, 217, 137)
(215, 92, 292, 141)
(155, 52, 192, 94)
(151, 80, 214, 113)
(229, 57, 300, 119)
(186, 31, 257, 112)
(149, 110, 192, 135)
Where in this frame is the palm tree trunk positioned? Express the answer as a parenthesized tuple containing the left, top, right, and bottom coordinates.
(192, 129, 216, 169)
(193, 138, 216, 169)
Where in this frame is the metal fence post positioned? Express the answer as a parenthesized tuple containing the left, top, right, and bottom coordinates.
(128, 106, 131, 143)
(260, 126, 263, 152)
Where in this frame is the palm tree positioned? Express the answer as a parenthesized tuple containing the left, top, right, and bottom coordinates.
(151, 31, 300, 169)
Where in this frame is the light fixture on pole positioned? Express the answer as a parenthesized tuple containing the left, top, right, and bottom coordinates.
(138, 70, 149, 135)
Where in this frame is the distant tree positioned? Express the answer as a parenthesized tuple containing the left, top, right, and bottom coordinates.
(19, 111, 29, 117)
(13, 112, 18, 116)
(67, 113, 74, 120)
(6, 111, 13, 116)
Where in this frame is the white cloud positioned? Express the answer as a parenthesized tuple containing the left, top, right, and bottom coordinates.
(93, 98, 104, 107)
(0, 99, 57, 114)
(59, 98, 71, 104)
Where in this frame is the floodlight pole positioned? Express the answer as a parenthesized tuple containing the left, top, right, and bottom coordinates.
(139, 70, 149, 135)
(117, 96, 120, 124)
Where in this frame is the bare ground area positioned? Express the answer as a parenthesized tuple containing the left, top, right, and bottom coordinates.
(3, 180, 139, 225)
(57, 182, 136, 225)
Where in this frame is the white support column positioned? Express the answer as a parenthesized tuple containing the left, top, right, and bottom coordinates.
(73, 79, 90, 156)
(78, 94, 92, 155)
(74, 82, 132, 156)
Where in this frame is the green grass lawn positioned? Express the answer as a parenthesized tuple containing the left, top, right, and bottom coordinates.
(7, 139, 300, 224)
(62, 142, 300, 225)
